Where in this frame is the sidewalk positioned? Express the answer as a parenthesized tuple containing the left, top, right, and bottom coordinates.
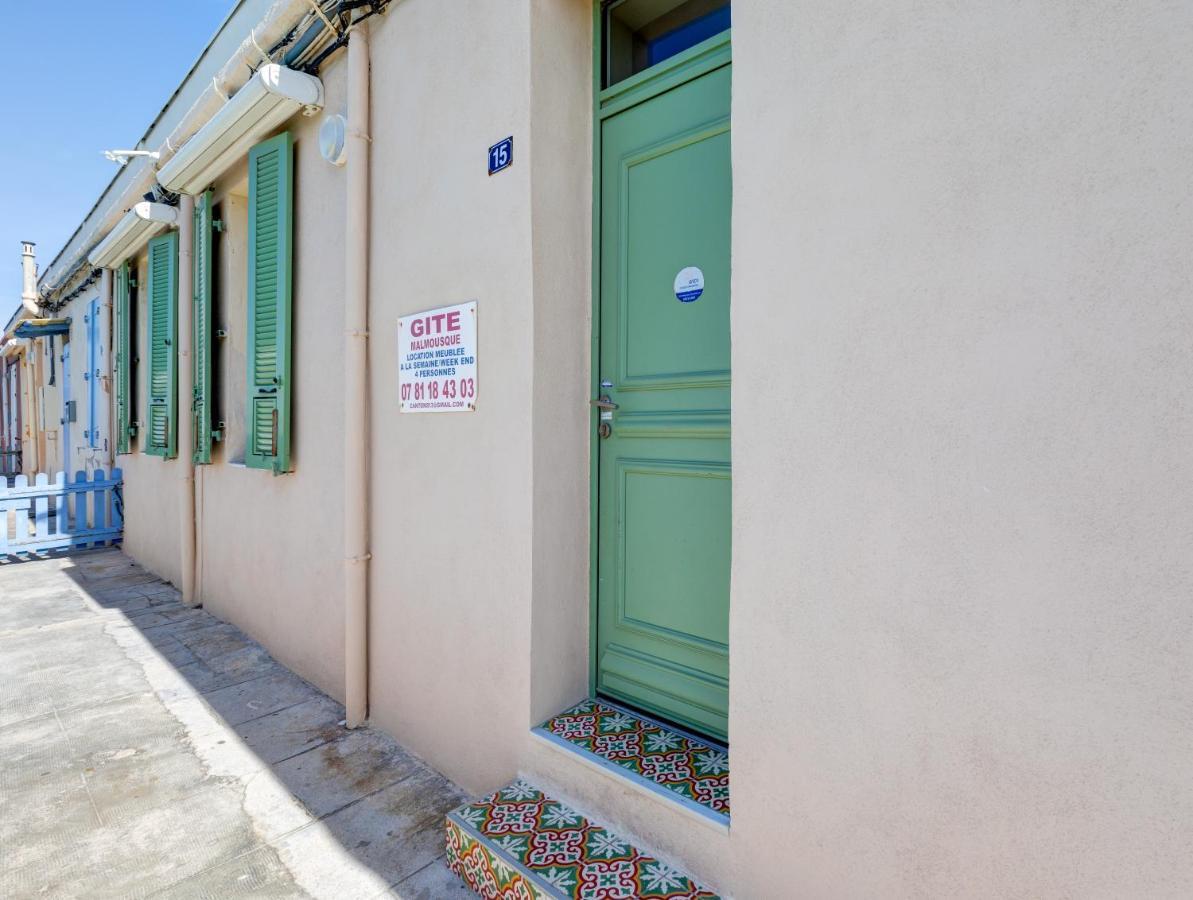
(0, 548, 474, 899)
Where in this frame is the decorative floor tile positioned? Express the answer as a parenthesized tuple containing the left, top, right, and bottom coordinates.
(446, 781, 719, 900)
(532, 699, 729, 823)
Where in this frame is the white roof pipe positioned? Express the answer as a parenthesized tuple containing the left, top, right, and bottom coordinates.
(39, 0, 319, 298)
(20, 242, 39, 315)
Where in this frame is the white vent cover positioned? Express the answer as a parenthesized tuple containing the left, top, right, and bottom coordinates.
(157, 64, 323, 195)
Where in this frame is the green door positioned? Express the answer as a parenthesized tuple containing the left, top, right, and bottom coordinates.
(596, 60, 732, 741)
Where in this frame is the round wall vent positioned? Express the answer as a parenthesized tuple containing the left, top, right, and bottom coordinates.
(319, 114, 348, 167)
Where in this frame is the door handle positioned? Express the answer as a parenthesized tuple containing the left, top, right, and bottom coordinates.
(590, 396, 618, 411)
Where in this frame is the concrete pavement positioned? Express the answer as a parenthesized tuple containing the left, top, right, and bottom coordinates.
(0, 548, 474, 899)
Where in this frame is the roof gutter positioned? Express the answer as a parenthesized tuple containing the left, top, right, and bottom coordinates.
(39, 0, 321, 300)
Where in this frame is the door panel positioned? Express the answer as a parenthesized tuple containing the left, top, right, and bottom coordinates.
(623, 130, 731, 381)
(621, 462, 730, 647)
(597, 62, 732, 741)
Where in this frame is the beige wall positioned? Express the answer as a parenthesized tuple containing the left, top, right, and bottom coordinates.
(366, 0, 536, 791)
(108, 1, 1193, 895)
(729, 2, 1193, 896)
(122, 246, 183, 586)
(527, 0, 594, 728)
(197, 57, 349, 700)
(364, 0, 594, 793)
(122, 64, 350, 701)
(126, 0, 593, 791)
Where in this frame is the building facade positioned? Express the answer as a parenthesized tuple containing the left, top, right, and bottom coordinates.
(4, 1, 1191, 896)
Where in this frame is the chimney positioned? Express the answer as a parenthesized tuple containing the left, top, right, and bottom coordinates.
(21, 241, 39, 315)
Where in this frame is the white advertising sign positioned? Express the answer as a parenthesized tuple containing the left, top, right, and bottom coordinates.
(398, 301, 477, 413)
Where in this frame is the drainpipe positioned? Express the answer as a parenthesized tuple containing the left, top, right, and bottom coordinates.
(21, 242, 39, 315)
(344, 23, 371, 728)
(177, 194, 198, 608)
(99, 268, 114, 469)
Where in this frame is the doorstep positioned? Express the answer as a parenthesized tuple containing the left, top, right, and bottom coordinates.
(531, 698, 730, 830)
(446, 780, 719, 899)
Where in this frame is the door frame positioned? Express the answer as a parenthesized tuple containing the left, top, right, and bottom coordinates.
(588, 6, 733, 697)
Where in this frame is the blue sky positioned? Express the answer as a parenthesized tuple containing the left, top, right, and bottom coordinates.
(0, 1, 236, 302)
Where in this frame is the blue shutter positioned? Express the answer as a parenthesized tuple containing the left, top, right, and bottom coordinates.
(87, 298, 99, 449)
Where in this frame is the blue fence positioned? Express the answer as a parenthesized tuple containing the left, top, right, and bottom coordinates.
(0, 470, 123, 559)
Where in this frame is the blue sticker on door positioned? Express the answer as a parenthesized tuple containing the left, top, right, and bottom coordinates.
(674, 266, 705, 303)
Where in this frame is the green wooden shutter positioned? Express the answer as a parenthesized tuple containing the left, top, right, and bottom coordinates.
(193, 190, 214, 465)
(245, 132, 294, 474)
(114, 261, 132, 455)
(146, 232, 178, 458)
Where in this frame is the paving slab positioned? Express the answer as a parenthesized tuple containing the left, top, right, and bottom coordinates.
(0, 549, 472, 900)
(390, 858, 477, 899)
(235, 694, 348, 765)
(273, 728, 429, 818)
(202, 670, 320, 727)
(273, 767, 467, 893)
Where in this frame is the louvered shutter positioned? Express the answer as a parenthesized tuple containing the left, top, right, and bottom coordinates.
(87, 298, 99, 448)
(146, 232, 178, 458)
(245, 132, 294, 474)
(193, 190, 214, 465)
(114, 261, 132, 454)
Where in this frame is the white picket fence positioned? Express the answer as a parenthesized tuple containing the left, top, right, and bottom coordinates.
(0, 470, 123, 559)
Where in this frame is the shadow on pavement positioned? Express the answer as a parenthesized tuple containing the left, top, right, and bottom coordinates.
(0, 547, 475, 899)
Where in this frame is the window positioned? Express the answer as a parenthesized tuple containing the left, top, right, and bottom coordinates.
(603, 0, 731, 88)
(144, 232, 178, 458)
(215, 188, 249, 464)
(244, 131, 295, 474)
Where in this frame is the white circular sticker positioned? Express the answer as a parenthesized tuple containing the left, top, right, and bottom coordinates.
(674, 266, 705, 303)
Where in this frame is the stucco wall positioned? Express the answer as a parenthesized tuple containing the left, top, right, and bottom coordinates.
(364, 0, 593, 793)
(366, 0, 538, 792)
(122, 247, 183, 587)
(527, 0, 594, 728)
(195, 59, 349, 702)
(120, 58, 349, 702)
(729, 2, 1193, 896)
(103, 2, 1193, 895)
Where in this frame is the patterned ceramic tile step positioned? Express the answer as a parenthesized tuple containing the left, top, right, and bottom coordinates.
(446, 780, 719, 899)
(532, 699, 729, 824)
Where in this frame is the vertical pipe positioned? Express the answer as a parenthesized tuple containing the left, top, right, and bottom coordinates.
(99, 268, 114, 470)
(178, 195, 198, 608)
(344, 24, 371, 728)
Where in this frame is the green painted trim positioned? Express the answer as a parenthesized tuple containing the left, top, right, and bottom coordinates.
(193, 190, 214, 466)
(588, 0, 602, 699)
(114, 261, 132, 455)
(599, 29, 731, 119)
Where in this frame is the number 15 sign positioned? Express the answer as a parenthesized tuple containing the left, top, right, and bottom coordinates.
(398, 301, 478, 413)
(488, 136, 513, 175)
